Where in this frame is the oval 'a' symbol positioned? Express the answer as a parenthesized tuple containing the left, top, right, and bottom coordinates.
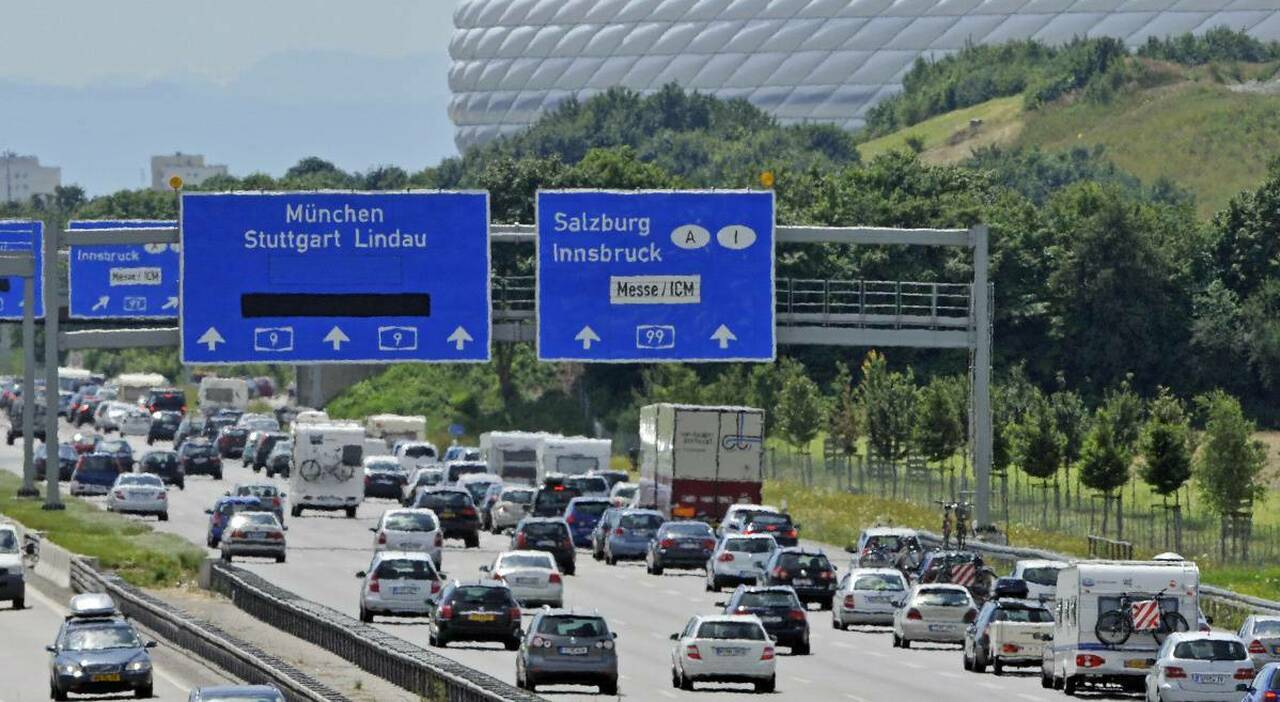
(671, 225, 710, 250)
(716, 225, 757, 250)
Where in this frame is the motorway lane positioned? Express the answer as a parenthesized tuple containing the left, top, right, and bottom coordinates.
(0, 579, 233, 702)
(1, 420, 1119, 702)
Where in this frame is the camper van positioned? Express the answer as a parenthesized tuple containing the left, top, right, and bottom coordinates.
(198, 377, 249, 412)
(57, 367, 98, 393)
(479, 431, 550, 486)
(364, 414, 426, 450)
(1047, 559, 1200, 695)
(535, 436, 612, 483)
(288, 421, 366, 518)
(112, 373, 167, 404)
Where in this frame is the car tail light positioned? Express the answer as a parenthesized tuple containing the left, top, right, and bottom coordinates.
(491, 572, 505, 581)
(549, 573, 562, 584)
(785, 529, 798, 538)
(367, 575, 380, 593)
(843, 595, 855, 609)
(364, 476, 371, 486)
(1001, 644, 1021, 654)
(717, 552, 735, 562)
(438, 604, 453, 619)
(377, 532, 387, 545)
(1251, 640, 1267, 654)
(267, 532, 283, 540)
(272, 497, 281, 508)
(1264, 692, 1278, 702)
(685, 645, 701, 660)
(430, 580, 441, 594)
(660, 538, 675, 549)
(761, 646, 775, 661)
(735, 605, 750, 614)
(818, 570, 834, 580)
(462, 507, 476, 517)
(1164, 666, 1186, 679)
(613, 527, 624, 536)
(1076, 654, 1105, 669)
(906, 608, 922, 621)
(516, 533, 528, 548)
(788, 609, 806, 622)
(434, 532, 443, 547)
(566, 514, 576, 524)
(530, 636, 545, 648)
(1237, 667, 1256, 680)
(158, 491, 167, 500)
(771, 567, 786, 579)
(596, 639, 614, 650)
(231, 529, 246, 539)
(964, 609, 977, 624)
(508, 607, 522, 620)
(113, 490, 125, 499)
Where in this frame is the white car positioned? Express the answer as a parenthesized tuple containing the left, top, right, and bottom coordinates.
(892, 583, 976, 648)
(105, 473, 168, 520)
(0, 524, 26, 609)
(488, 486, 535, 533)
(609, 481, 638, 508)
(670, 615, 776, 693)
(118, 407, 152, 437)
(1145, 632, 1253, 702)
(371, 509, 443, 567)
(1010, 559, 1068, 603)
(833, 567, 908, 628)
(718, 504, 779, 537)
(94, 401, 132, 433)
(1238, 615, 1280, 670)
(706, 534, 778, 592)
(402, 466, 444, 505)
(357, 550, 443, 623)
(481, 550, 563, 608)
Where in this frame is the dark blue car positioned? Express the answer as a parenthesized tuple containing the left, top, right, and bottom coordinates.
(69, 453, 121, 497)
(563, 497, 612, 548)
(204, 496, 266, 547)
(48, 607, 155, 700)
(1242, 662, 1280, 701)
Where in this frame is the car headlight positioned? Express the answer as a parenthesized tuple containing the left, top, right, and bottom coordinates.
(57, 663, 83, 676)
(125, 659, 150, 672)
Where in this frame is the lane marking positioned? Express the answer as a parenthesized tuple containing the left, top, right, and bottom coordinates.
(979, 681, 1003, 690)
(830, 640, 854, 649)
(845, 694, 868, 702)
(939, 671, 963, 678)
(658, 691, 677, 699)
(1019, 694, 1046, 701)
(900, 660, 923, 669)
(662, 589, 681, 597)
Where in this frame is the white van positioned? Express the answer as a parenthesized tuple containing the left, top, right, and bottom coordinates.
(198, 377, 249, 412)
(365, 414, 426, 450)
(289, 422, 366, 518)
(1048, 559, 1200, 695)
(535, 436, 612, 483)
(479, 431, 548, 486)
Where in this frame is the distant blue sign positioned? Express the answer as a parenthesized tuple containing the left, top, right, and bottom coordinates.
(537, 190, 775, 362)
(448, 423, 465, 438)
(67, 220, 178, 319)
(0, 220, 44, 320)
(180, 191, 491, 364)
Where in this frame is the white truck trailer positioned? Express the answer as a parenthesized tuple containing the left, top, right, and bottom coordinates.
(638, 404, 765, 522)
(289, 421, 366, 518)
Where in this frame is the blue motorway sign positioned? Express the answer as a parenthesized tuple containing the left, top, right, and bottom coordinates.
(67, 220, 179, 319)
(180, 191, 490, 364)
(0, 220, 44, 320)
(537, 190, 774, 362)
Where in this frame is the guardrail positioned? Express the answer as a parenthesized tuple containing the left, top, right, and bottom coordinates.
(1087, 534, 1135, 560)
(67, 558, 349, 702)
(208, 562, 545, 702)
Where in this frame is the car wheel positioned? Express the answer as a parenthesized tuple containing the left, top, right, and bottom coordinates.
(972, 654, 986, 673)
(606, 552, 617, 566)
(221, 551, 231, 563)
(564, 562, 576, 576)
(464, 533, 479, 548)
(6, 434, 13, 446)
(900, 637, 911, 649)
(345, 507, 357, 519)
(13, 597, 24, 609)
(159, 513, 169, 522)
(275, 553, 286, 563)
(793, 636, 811, 655)
(892, 633, 901, 648)
(146, 438, 153, 446)
(135, 684, 153, 699)
(671, 668, 680, 689)
(52, 683, 67, 701)
(1040, 668, 1053, 689)
(504, 636, 520, 651)
(600, 678, 618, 696)
(652, 562, 664, 576)
(992, 660, 1003, 676)
(177, 482, 184, 491)
(1063, 676, 1077, 696)
(290, 505, 301, 518)
(214, 471, 223, 480)
(359, 607, 372, 623)
(832, 615, 842, 630)
(755, 676, 775, 694)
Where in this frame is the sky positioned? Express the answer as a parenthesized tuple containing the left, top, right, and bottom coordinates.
(2, 0, 463, 195)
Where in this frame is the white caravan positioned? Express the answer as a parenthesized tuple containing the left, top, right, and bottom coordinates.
(112, 372, 167, 403)
(479, 431, 550, 486)
(365, 414, 427, 450)
(198, 377, 249, 412)
(535, 436, 612, 483)
(289, 421, 366, 518)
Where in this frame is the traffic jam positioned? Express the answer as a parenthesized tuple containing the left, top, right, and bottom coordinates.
(11, 371, 1280, 700)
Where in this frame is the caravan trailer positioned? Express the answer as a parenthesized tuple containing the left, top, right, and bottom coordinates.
(365, 414, 426, 450)
(479, 431, 549, 486)
(535, 436, 612, 483)
(198, 377, 249, 412)
(112, 373, 167, 404)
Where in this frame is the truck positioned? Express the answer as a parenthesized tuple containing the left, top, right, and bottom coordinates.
(288, 421, 366, 518)
(479, 431, 551, 486)
(638, 403, 765, 521)
(535, 435, 612, 483)
(198, 377, 249, 412)
(365, 414, 427, 450)
(1046, 559, 1200, 695)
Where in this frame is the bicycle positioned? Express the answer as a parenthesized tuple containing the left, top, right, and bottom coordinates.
(936, 501, 955, 548)
(1094, 589, 1190, 646)
(954, 502, 971, 550)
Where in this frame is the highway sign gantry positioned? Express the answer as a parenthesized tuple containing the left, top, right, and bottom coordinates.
(180, 191, 490, 364)
(536, 190, 775, 362)
(0, 220, 44, 320)
(67, 220, 179, 319)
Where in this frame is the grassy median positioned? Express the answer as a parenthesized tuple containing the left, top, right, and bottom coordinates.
(0, 472, 204, 588)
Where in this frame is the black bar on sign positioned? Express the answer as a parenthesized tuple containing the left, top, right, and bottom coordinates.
(0, 279, 9, 292)
(240, 293, 430, 318)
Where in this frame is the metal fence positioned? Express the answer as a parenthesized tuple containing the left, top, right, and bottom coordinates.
(208, 562, 545, 702)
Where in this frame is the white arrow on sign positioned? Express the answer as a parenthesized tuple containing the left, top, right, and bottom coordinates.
(447, 326, 473, 350)
(323, 326, 350, 350)
(711, 324, 737, 349)
(162, 296, 178, 310)
(92, 296, 109, 311)
(575, 325, 601, 350)
(197, 327, 225, 351)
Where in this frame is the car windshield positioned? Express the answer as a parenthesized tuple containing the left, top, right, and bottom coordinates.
(726, 538, 774, 554)
(144, 452, 177, 466)
(697, 621, 766, 641)
(619, 513, 663, 530)
(448, 465, 486, 480)
(78, 456, 116, 473)
(236, 485, 278, 498)
(184, 444, 216, 456)
(373, 559, 436, 580)
(566, 476, 608, 494)
(664, 523, 713, 537)
(101, 440, 129, 453)
(993, 607, 1054, 623)
(915, 589, 971, 607)
(523, 522, 567, 539)
(366, 461, 401, 472)
(118, 475, 162, 487)
(220, 501, 260, 515)
(535, 489, 578, 511)
(613, 485, 637, 498)
(865, 535, 915, 551)
(230, 513, 279, 528)
(464, 482, 496, 502)
(404, 445, 435, 459)
(747, 514, 791, 527)
(414, 472, 442, 486)
(424, 492, 470, 508)
(1254, 620, 1280, 636)
(63, 625, 141, 651)
(452, 586, 510, 606)
(502, 489, 534, 504)
(854, 574, 906, 591)
(1021, 567, 1061, 587)
(0, 531, 17, 553)
(777, 553, 831, 571)
(537, 616, 607, 637)
(1173, 639, 1247, 661)
(739, 591, 798, 608)
(570, 501, 610, 517)
(384, 513, 437, 532)
(499, 554, 555, 569)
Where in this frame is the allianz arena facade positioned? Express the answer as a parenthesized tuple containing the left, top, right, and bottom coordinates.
(448, 0, 1280, 149)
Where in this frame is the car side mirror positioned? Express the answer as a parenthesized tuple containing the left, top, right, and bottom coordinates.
(369, 527, 377, 532)
(714, 601, 726, 608)
(1238, 684, 1251, 692)
(611, 632, 618, 640)
(479, 565, 490, 573)
(45, 644, 56, 653)
(669, 633, 679, 641)
(355, 571, 366, 578)
(844, 545, 857, 554)
(1206, 616, 1215, 625)
(24, 543, 35, 556)
(793, 523, 802, 530)
(204, 509, 213, 514)
(144, 641, 158, 649)
(280, 493, 286, 498)
(768, 634, 777, 642)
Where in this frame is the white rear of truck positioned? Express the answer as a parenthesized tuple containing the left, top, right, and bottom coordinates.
(639, 404, 764, 521)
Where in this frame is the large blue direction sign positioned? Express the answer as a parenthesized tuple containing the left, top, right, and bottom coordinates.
(537, 190, 774, 362)
(180, 191, 490, 364)
(68, 220, 179, 319)
(0, 220, 44, 320)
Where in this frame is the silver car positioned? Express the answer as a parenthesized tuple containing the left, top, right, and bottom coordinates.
(833, 568, 907, 628)
(1239, 615, 1280, 669)
(517, 610, 618, 694)
(489, 487, 535, 533)
(219, 512, 286, 563)
(357, 551, 442, 622)
(371, 508, 443, 567)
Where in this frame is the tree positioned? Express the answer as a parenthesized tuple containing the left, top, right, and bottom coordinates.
(1079, 403, 1133, 535)
(825, 362, 861, 456)
(1139, 388, 1193, 497)
(1052, 389, 1089, 507)
(1013, 392, 1065, 481)
(913, 375, 965, 466)
(1102, 381, 1144, 452)
(775, 359, 825, 454)
(860, 351, 917, 464)
(1195, 390, 1267, 559)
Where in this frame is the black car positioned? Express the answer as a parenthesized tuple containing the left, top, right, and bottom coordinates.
(179, 439, 223, 479)
(201, 415, 236, 441)
(759, 548, 838, 609)
(721, 585, 811, 654)
(97, 438, 135, 473)
(511, 518, 576, 575)
(174, 416, 205, 447)
(147, 410, 182, 445)
(143, 388, 186, 415)
(35, 442, 78, 481)
(139, 450, 184, 489)
(216, 426, 250, 459)
(6, 402, 47, 445)
(429, 580, 522, 650)
(531, 482, 581, 517)
(412, 487, 480, 548)
(249, 432, 288, 472)
(363, 458, 407, 499)
(645, 521, 716, 575)
(741, 512, 800, 547)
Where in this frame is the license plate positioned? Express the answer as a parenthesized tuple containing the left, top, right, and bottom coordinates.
(1273, 645, 1280, 655)
(249, 531, 266, 539)
(714, 647, 746, 656)
(90, 673, 121, 682)
(440, 512, 455, 519)
(794, 578, 813, 586)
(536, 540, 556, 547)
(392, 586, 417, 595)
(513, 577, 538, 585)
(193, 457, 207, 463)
(468, 613, 496, 622)
(559, 646, 588, 656)
(401, 542, 423, 549)
(679, 542, 698, 549)
(866, 595, 890, 603)
(1125, 658, 1152, 669)
(1192, 673, 1226, 684)
(761, 616, 782, 623)
(927, 624, 956, 632)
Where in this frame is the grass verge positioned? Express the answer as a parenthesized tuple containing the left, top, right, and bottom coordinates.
(0, 472, 204, 588)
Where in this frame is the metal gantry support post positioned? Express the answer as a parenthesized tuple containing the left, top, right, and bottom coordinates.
(43, 226, 63, 510)
(970, 225, 993, 528)
(20, 271, 36, 496)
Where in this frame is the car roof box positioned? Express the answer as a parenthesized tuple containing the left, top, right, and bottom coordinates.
(992, 577, 1029, 600)
(68, 592, 118, 618)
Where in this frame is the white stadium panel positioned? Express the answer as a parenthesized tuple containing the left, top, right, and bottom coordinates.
(449, 0, 1280, 150)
